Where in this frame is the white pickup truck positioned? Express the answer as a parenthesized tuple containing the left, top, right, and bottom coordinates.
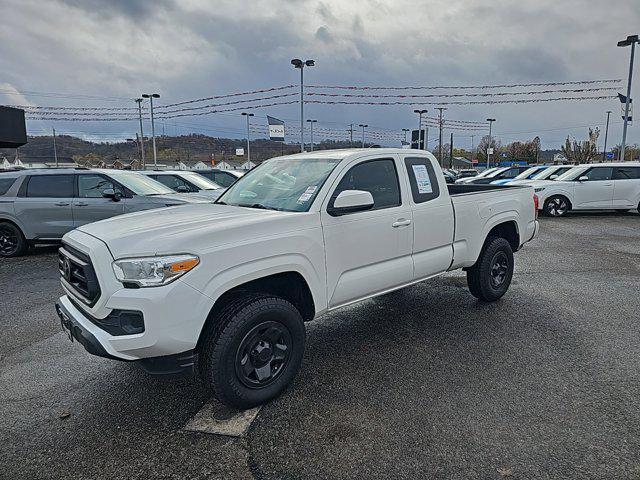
(55, 149, 539, 408)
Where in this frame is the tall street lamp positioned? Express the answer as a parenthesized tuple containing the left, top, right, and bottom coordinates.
(135, 98, 146, 169)
(291, 58, 315, 153)
(142, 93, 160, 168)
(435, 107, 447, 164)
(306, 119, 317, 151)
(413, 109, 427, 149)
(241, 112, 254, 164)
(486, 118, 496, 169)
(359, 124, 368, 148)
(602, 110, 612, 161)
(617, 34, 639, 161)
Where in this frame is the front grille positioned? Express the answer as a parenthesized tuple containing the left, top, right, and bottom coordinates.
(59, 244, 101, 307)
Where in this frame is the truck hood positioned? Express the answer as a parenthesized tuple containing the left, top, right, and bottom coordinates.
(150, 193, 214, 204)
(78, 203, 310, 258)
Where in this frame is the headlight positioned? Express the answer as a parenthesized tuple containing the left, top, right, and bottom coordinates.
(534, 187, 546, 193)
(112, 254, 199, 287)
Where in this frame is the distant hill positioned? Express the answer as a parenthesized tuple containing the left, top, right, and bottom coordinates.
(0, 134, 356, 168)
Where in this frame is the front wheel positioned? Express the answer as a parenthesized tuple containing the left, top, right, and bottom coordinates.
(543, 196, 570, 217)
(466, 237, 514, 302)
(198, 294, 306, 409)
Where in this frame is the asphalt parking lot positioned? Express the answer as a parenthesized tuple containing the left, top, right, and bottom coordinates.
(1, 211, 639, 480)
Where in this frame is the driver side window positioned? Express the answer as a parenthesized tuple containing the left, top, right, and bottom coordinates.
(78, 174, 119, 198)
(581, 167, 613, 181)
(330, 158, 400, 212)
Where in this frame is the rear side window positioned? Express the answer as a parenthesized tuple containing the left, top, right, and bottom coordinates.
(331, 158, 400, 211)
(613, 167, 640, 180)
(582, 167, 613, 181)
(0, 177, 17, 195)
(404, 157, 440, 203)
(26, 175, 74, 198)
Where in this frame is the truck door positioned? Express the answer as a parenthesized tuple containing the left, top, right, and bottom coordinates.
(321, 156, 413, 308)
(402, 156, 455, 279)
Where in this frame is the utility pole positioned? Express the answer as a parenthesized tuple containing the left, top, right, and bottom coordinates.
(359, 124, 368, 148)
(142, 93, 160, 168)
(617, 35, 639, 161)
(135, 98, 145, 169)
(52, 127, 58, 167)
(449, 132, 454, 168)
(602, 110, 612, 161)
(486, 118, 496, 169)
(307, 119, 317, 151)
(436, 107, 447, 165)
(291, 58, 315, 152)
(241, 112, 254, 164)
(471, 134, 475, 163)
(349, 123, 354, 146)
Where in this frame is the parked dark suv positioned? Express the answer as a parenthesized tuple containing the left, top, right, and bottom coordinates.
(0, 168, 210, 257)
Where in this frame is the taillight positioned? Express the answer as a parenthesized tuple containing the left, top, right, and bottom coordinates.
(533, 194, 539, 218)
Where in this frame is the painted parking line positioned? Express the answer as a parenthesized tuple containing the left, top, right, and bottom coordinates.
(184, 401, 262, 437)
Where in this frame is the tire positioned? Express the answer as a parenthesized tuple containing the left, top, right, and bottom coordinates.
(0, 222, 28, 257)
(466, 237, 514, 302)
(198, 294, 306, 409)
(543, 195, 570, 217)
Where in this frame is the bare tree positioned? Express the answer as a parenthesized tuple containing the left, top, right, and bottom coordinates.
(561, 128, 600, 164)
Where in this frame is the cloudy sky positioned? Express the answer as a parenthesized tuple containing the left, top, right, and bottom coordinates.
(1, 0, 640, 150)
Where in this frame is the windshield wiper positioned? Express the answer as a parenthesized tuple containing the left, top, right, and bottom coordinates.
(215, 200, 227, 205)
(238, 203, 278, 211)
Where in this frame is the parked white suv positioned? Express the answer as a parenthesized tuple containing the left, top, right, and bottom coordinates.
(56, 149, 538, 408)
(534, 163, 640, 216)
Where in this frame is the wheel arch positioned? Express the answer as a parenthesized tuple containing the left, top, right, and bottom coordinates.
(196, 270, 317, 350)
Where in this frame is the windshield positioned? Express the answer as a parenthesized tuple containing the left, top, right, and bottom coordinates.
(533, 166, 572, 180)
(485, 167, 509, 178)
(179, 172, 221, 190)
(555, 166, 587, 181)
(515, 166, 546, 180)
(217, 157, 342, 212)
(108, 171, 175, 196)
(476, 167, 498, 178)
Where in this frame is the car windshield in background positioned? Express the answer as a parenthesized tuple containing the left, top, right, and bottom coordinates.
(180, 172, 221, 190)
(515, 166, 546, 180)
(217, 157, 341, 212)
(555, 167, 585, 182)
(108, 171, 175, 195)
(476, 167, 498, 177)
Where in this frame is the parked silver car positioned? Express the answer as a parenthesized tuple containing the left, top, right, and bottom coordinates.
(141, 170, 223, 200)
(0, 168, 211, 257)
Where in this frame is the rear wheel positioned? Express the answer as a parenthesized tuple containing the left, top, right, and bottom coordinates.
(198, 294, 306, 409)
(543, 195, 570, 217)
(467, 237, 514, 302)
(0, 222, 27, 257)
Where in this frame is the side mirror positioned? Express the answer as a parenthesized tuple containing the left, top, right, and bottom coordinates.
(102, 188, 121, 201)
(549, 175, 558, 180)
(176, 185, 189, 193)
(578, 176, 589, 182)
(328, 190, 374, 216)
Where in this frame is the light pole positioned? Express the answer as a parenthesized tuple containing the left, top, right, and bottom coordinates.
(617, 34, 639, 162)
(402, 128, 410, 146)
(291, 58, 315, 152)
(413, 109, 427, 149)
(307, 119, 317, 151)
(52, 127, 58, 167)
(135, 98, 146, 169)
(348, 124, 354, 146)
(602, 110, 612, 161)
(359, 124, 368, 147)
(142, 93, 160, 168)
(486, 118, 496, 169)
(241, 112, 254, 164)
(436, 107, 447, 164)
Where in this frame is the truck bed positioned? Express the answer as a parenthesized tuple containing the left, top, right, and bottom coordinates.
(447, 183, 525, 196)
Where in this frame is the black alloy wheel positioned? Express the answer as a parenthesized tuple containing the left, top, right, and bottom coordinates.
(235, 321, 292, 389)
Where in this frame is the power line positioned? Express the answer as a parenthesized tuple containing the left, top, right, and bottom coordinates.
(306, 79, 623, 90)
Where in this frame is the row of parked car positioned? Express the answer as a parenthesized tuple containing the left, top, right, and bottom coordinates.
(447, 163, 640, 217)
(0, 167, 245, 257)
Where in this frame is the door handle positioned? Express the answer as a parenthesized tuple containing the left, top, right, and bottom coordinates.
(54, 202, 70, 206)
(392, 218, 412, 228)
(603, 183, 613, 186)
(74, 202, 89, 206)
